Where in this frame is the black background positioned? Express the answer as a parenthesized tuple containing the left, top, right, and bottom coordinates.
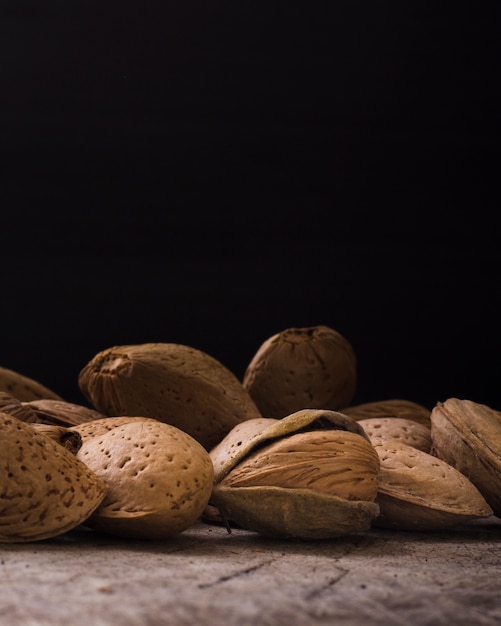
(1, 2, 499, 411)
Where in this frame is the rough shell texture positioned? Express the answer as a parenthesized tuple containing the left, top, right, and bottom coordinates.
(0, 366, 63, 402)
(373, 441, 493, 531)
(70, 416, 159, 443)
(242, 325, 357, 418)
(0, 412, 108, 543)
(210, 486, 379, 540)
(209, 409, 380, 539)
(220, 430, 380, 502)
(342, 399, 431, 428)
(78, 343, 262, 450)
(76, 420, 215, 539)
(429, 397, 501, 517)
(23, 399, 106, 427)
(358, 417, 432, 452)
(210, 408, 372, 484)
(31, 424, 82, 455)
(0, 391, 39, 423)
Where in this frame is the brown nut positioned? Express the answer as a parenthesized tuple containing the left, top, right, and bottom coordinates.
(76, 419, 215, 539)
(242, 325, 357, 418)
(342, 399, 431, 428)
(373, 441, 493, 531)
(0, 412, 108, 543)
(358, 417, 432, 453)
(78, 342, 263, 451)
(209, 408, 380, 540)
(23, 399, 106, 427)
(0, 366, 63, 402)
(430, 397, 501, 517)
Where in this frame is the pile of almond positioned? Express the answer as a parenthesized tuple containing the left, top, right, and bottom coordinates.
(1, 325, 499, 542)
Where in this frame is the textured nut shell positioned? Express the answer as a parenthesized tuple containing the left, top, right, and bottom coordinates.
(358, 417, 432, 452)
(23, 399, 106, 427)
(77, 420, 214, 539)
(373, 441, 493, 530)
(78, 343, 262, 450)
(342, 399, 431, 428)
(430, 398, 501, 517)
(31, 424, 82, 455)
(211, 408, 371, 484)
(70, 416, 159, 443)
(210, 486, 379, 540)
(221, 430, 380, 502)
(242, 325, 357, 418)
(0, 391, 39, 423)
(0, 412, 108, 543)
(0, 366, 63, 402)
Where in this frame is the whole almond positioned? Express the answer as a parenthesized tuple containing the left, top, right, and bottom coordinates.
(358, 417, 432, 452)
(0, 391, 39, 423)
(23, 399, 106, 427)
(242, 325, 357, 418)
(0, 412, 108, 543)
(373, 441, 493, 530)
(430, 397, 501, 517)
(69, 416, 159, 443)
(0, 366, 63, 402)
(78, 343, 263, 450)
(342, 399, 431, 428)
(76, 419, 215, 539)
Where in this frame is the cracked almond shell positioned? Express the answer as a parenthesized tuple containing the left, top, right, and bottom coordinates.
(242, 325, 357, 418)
(78, 342, 263, 450)
(373, 441, 493, 530)
(0, 412, 108, 543)
(209, 408, 380, 539)
(430, 397, 501, 517)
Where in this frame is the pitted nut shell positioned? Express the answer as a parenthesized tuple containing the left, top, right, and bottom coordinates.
(342, 399, 431, 428)
(23, 399, 106, 427)
(76, 419, 215, 539)
(0, 366, 63, 402)
(430, 397, 501, 517)
(242, 325, 357, 418)
(0, 412, 108, 543)
(358, 417, 432, 452)
(373, 441, 493, 531)
(78, 342, 262, 450)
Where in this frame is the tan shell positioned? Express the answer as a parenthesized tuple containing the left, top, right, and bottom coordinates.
(70, 416, 159, 443)
(342, 399, 431, 428)
(209, 409, 380, 539)
(358, 417, 432, 452)
(0, 366, 63, 402)
(0, 412, 108, 543)
(373, 441, 493, 531)
(23, 399, 106, 427)
(429, 397, 501, 517)
(76, 419, 214, 539)
(30, 424, 83, 455)
(242, 325, 357, 418)
(0, 391, 39, 423)
(78, 343, 263, 450)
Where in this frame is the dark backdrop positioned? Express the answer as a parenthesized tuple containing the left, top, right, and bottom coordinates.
(1, 2, 499, 411)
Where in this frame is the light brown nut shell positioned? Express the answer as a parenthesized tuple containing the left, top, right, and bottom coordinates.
(78, 343, 262, 450)
(373, 441, 493, 531)
(210, 486, 379, 540)
(0, 366, 63, 402)
(220, 430, 380, 503)
(0, 412, 108, 543)
(342, 399, 431, 428)
(23, 399, 106, 427)
(0, 391, 39, 423)
(358, 417, 432, 453)
(30, 424, 82, 455)
(429, 397, 501, 517)
(69, 416, 159, 443)
(242, 325, 357, 418)
(76, 420, 214, 539)
(211, 408, 372, 484)
(208, 409, 380, 539)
